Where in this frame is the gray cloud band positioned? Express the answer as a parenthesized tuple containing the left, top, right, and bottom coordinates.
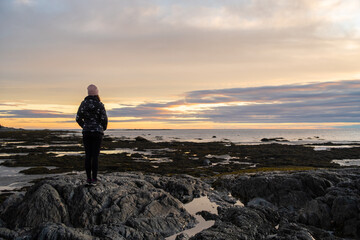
(108, 80, 360, 123)
(2, 80, 359, 124)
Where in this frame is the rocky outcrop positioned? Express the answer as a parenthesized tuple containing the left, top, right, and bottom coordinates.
(0, 172, 200, 239)
(214, 168, 360, 239)
(260, 137, 289, 142)
(144, 174, 209, 203)
(1, 169, 359, 239)
(192, 205, 280, 240)
(135, 136, 151, 142)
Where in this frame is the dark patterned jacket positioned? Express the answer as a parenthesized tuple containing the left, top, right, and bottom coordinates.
(76, 96, 108, 134)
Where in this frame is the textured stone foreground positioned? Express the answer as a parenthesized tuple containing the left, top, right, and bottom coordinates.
(0, 169, 359, 240)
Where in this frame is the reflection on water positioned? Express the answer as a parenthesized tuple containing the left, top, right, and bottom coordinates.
(101, 148, 153, 155)
(0, 165, 32, 192)
(166, 196, 218, 240)
(138, 156, 173, 163)
(47, 148, 175, 163)
(310, 145, 360, 151)
(0, 153, 29, 157)
(0, 166, 30, 177)
(331, 159, 360, 166)
(16, 144, 81, 149)
(204, 154, 255, 167)
(1, 141, 26, 145)
(107, 128, 360, 144)
(48, 151, 84, 157)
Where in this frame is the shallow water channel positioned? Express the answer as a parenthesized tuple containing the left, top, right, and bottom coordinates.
(166, 196, 219, 240)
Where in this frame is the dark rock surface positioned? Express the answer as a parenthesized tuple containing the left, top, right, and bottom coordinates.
(144, 174, 209, 204)
(1, 169, 359, 239)
(135, 136, 151, 142)
(0, 172, 200, 240)
(192, 206, 280, 240)
(260, 137, 289, 142)
(214, 168, 360, 239)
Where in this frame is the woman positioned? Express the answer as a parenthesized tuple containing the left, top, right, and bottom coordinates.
(76, 84, 108, 185)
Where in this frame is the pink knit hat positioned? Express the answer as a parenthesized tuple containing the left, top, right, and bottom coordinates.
(87, 84, 99, 96)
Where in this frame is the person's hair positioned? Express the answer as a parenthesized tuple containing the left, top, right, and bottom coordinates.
(94, 95, 101, 102)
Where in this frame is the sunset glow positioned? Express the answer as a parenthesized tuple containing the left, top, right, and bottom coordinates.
(1, 0, 360, 129)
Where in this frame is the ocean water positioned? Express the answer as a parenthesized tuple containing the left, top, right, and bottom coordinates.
(1, 128, 359, 193)
(105, 128, 360, 144)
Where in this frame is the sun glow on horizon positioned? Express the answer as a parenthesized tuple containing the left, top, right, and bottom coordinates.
(2, 1, 360, 130)
(2, 79, 360, 130)
(2, 118, 358, 130)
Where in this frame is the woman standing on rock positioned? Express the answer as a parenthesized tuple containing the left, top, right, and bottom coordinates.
(76, 84, 108, 185)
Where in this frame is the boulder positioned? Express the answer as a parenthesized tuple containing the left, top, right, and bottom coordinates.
(247, 197, 277, 211)
(215, 168, 360, 239)
(0, 172, 197, 239)
(135, 136, 150, 142)
(34, 223, 94, 240)
(203, 159, 211, 166)
(3, 183, 69, 228)
(145, 174, 209, 203)
(0, 227, 18, 240)
(266, 222, 316, 240)
(192, 206, 279, 240)
(298, 199, 332, 229)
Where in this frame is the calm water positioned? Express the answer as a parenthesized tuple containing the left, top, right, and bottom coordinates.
(105, 128, 360, 144)
(1, 128, 359, 193)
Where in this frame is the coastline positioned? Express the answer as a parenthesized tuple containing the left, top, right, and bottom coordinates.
(1, 128, 359, 195)
(0, 169, 359, 239)
(0, 129, 359, 239)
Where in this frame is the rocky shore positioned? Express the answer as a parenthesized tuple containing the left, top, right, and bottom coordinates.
(2, 129, 359, 180)
(0, 168, 359, 240)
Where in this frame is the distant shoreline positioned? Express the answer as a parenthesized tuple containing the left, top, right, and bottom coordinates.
(0, 125, 23, 131)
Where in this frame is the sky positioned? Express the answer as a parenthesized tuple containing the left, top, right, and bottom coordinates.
(1, 0, 360, 129)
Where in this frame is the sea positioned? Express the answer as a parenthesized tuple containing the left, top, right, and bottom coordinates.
(104, 128, 360, 144)
(1, 128, 359, 193)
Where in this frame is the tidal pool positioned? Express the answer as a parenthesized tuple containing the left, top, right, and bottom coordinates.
(166, 196, 218, 240)
(205, 154, 254, 167)
(0, 165, 33, 192)
(49, 151, 84, 157)
(309, 145, 360, 151)
(331, 159, 360, 166)
(0, 153, 29, 157)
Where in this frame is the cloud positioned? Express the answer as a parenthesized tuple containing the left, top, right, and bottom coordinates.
(108, 80, 360, 123)
(2, 80, 359, 126)
(0, 109, 73, 118)
(1, 0, 360, 106)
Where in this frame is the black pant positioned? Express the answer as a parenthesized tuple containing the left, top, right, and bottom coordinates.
(83, 132, 103, 180)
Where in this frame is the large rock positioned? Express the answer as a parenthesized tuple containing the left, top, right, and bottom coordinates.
(0, 227, 18, 240)
(214, 168, 360, 239)
(34, 223, 94, 240)
(145, 174, 209, 203)
(1, 169, 359, 240)
(192, 205, 280, 240)
(0, 172, 197, 239)
(298, 199, 332, 229)
(215, 171, 333, 210)
(266, 222, 317, 240)
(3, 183, 69, 228)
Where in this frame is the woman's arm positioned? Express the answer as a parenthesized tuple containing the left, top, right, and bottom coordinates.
(100, 103, 108, 131)
(76, 102, 85, 128)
